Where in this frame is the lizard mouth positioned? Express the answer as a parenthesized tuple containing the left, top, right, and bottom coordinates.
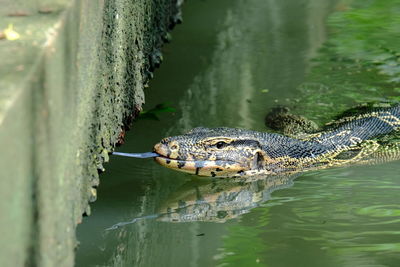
(154, 156, 245, 177)
(153, 143, 246, 177)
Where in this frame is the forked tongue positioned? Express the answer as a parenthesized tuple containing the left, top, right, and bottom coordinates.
(112, 152, 159, 158)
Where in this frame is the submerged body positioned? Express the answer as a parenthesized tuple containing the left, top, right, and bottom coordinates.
(153, 105, 400, 177)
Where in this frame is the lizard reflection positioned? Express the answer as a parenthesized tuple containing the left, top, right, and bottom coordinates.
(157, 174, 297, 223)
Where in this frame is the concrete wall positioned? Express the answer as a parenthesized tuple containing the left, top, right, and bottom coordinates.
(0, 0, 181, 266)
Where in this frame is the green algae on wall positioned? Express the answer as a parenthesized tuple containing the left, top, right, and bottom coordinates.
(0, 0, 182, 266)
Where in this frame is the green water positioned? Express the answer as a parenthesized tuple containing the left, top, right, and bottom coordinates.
(76, 0, 400, 266)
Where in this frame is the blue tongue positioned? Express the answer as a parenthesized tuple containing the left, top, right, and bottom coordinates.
(112, 152, 159, 158)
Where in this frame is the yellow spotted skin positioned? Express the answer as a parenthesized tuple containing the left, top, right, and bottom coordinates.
(153, 105, 400, 178)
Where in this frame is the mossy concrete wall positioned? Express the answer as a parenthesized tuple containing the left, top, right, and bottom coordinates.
(0, 0, 182, 266)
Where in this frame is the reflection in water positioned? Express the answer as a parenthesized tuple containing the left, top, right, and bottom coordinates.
(157, 176, 292, 223)
(213, 163, 400, 266)
(106, 174, 298, 228)
(174, 0, 336, 133)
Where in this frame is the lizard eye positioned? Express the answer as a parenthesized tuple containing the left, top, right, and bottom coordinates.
(215, 141, 226, 149)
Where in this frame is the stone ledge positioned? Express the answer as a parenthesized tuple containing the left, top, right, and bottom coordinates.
(0, 0, 182, 266)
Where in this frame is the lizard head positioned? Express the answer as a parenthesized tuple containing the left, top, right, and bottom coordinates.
(153, 127, 270, 177)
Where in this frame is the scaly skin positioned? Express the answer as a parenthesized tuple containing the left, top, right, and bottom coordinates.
(153, 106, 400, 177)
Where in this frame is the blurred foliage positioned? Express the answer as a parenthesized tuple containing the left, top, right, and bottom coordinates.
(288, 0, 400, 124)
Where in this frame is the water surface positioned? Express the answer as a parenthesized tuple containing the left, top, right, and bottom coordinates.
(76, 0, 400, 266)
